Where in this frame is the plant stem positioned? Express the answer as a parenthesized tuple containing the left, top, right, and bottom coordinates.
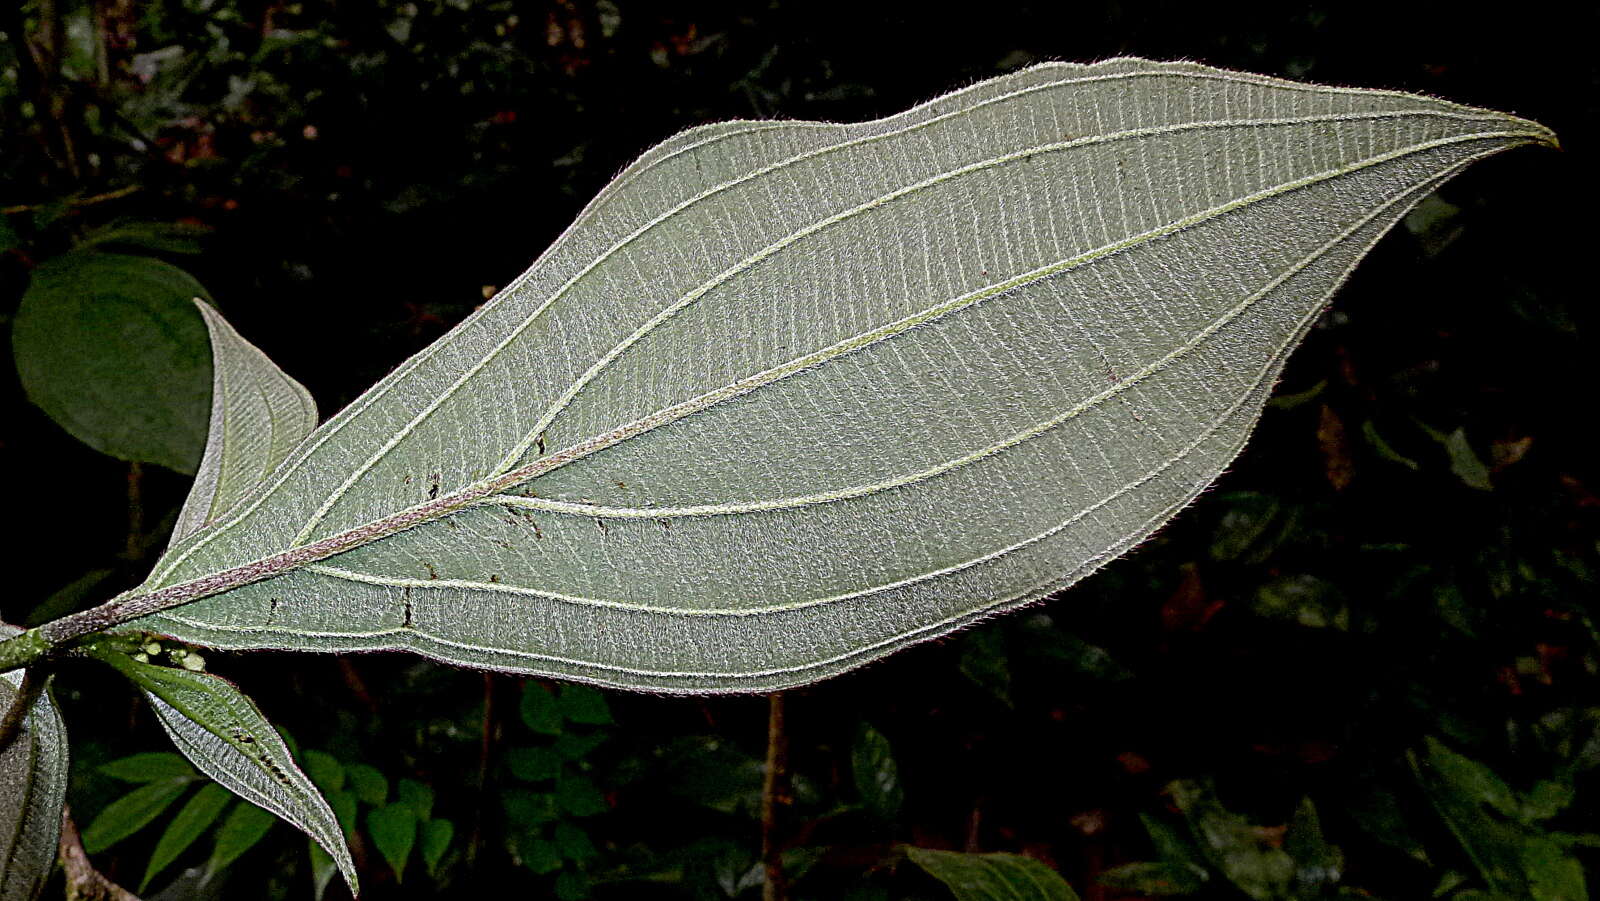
(761, 691, 789, 901)
(0, 630, 53, 675)
(59, 806, 143, 901)
(124, 462, 144, 562)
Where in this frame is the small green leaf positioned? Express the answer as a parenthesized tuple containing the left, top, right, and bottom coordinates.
(1098, 861, 1205, 895)
(517, 835, 562, 875)
(421, 818, 454, 878)
(326, 791, 358, 835)
(851, 723, 903, 819)
(98, 752, 196, 784)
(554, 869, 591, 900)
(1284, 798, 1344, 892)
(302, 751, 345, 793)
(904, 847, 1081, 901)
(1443, 428, 1494, 492)
(142, 782, 231, 890)
(957, 628, 1013, 707)
(555, 774, 607, 817)
(521, 685, 562, 735)
(78, 220, 211, 256)
(552, 732, 606, 762)
(1522, 781, 1574, 822)
(346, 763, 389, 805)
(397, 779, 435, 821)
(504, 789, 558, 827)
(1169, 780, 1295, 901)
(1521, 835, 1587, 901)
(367, 804, 417, 882)
(507, 747, 562, 782)
(557, 685, 614, 725)
(554, 821, 597, 862)
(81, 780, 192, 854)
(12, 252, 212, 472)
(207, 801, 276, 876)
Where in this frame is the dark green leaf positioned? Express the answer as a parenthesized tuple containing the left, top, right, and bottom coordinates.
(81, 780, 192, 854)
(555, 774, 607, 817)
(12, 252, 212, 472)
(421, 818, 454, 878)
(302, 751, 344, 793)
(326, 791, 358, 835)
(554, 869, 591, 900)
(98, 752, 196, 784)
(1170, 780, 1294, 901)
(852, 723, 904, 819)
(516, 836, 563, 875)
(397, 778, 434, 821)
(1284, 798, 1344, 893)
(142, 782, 231, 891)
(1097, 861, 1205, 895)
(346, 763, 388, 805)
(554, 821, 597, 863)
(206, 801, 276, 876)
(1521, 835, 1587, 901)
(507, 747, 562, 782)
(557, 685, 613, 725)
(367, 804, 417, 883)
(552, 732, 606, 762)
(957, 627, 1013, 707)
(1411, 743, 1529, 898)
(503, 789, 557, 827)
(78, 220, 211, 256)
(521, 685, 562, 735)
(904, 847, 1080, 901)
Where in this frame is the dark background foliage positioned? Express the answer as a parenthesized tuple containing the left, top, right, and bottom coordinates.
(1, 1, 1595, 899)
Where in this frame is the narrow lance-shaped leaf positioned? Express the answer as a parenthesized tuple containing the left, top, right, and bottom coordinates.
(91, 649, 357, 895)
(904, 847, 1081, 901)
(0, 664, 68, 901)
(170, 299, 319, 545)
(117, 58, 1551, 692)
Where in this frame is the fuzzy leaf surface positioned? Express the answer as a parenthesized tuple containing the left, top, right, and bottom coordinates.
(97, 652, 357, 895)
(170, 300, 318, 544)
(130, 58, 1551, 692)
(0, 667, 68, 901)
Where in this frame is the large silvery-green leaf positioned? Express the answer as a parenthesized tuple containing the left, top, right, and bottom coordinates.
(1, 659, 68, 901)
(124, 58, 1550, 692)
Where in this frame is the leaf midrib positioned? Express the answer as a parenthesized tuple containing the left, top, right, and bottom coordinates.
(153, 140, 1484, 685)
(101, 127, 1536, 645)
(149, 70, 1521, 589)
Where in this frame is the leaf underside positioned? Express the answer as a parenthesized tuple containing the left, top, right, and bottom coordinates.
(1, 668, 68, 901)
(133, 57, 1552, 692)
(102, 655, 358, 894)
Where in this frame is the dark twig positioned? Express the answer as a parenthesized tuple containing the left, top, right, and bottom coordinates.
(468, 673, 496, 870)
(123, 462, 144, 562)
(0, 185, 141, 216)
(59, 807, 143, 901)
(761, 692, 790, 901)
